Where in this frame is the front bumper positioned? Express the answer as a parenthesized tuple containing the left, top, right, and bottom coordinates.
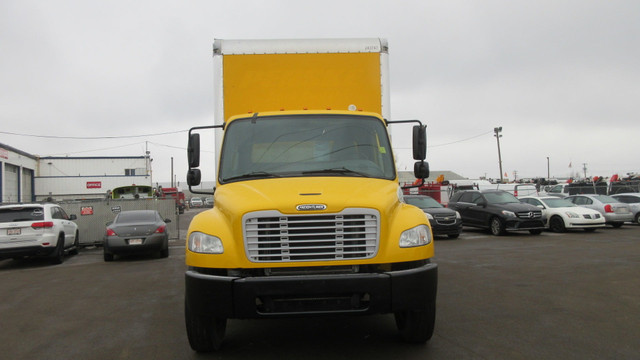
(504, 219, 545, 231)
(431, 221, 463, 236)
(185, 262, 437, 319)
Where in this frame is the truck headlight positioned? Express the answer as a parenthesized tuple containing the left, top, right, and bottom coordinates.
(399, 225, 432, 248)
(188, 232, 223, 254)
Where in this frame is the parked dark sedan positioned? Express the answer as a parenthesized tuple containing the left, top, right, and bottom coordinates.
(448, 190, 545, 236)
(103, 210, 171, 261)
(404, 195, 462, 239)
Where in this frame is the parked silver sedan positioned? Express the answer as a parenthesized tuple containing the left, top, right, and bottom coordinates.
(611, 193, 640, 224)
(103, 210, 171, 261)
(565, 195, 634, 228)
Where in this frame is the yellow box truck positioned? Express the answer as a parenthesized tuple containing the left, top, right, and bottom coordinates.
(184, 38, 437, 351)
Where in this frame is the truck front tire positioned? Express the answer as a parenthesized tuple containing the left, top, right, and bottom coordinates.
(395, 301, 436, 343)
(185, 299, 227, 352)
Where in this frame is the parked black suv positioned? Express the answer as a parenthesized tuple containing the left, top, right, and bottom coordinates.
(448, 190, 545, 236)
(404, 195, 462, 239)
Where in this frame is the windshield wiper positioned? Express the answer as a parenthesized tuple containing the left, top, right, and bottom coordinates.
(223, 171, 282, 182)
(302, 167, 369, 177)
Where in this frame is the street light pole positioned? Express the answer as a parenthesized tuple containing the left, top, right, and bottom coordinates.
(547, 156, 550, 179)
(494, 127, 503, 183)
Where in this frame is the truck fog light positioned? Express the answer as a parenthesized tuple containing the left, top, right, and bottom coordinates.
(188, 232, 224, 254)
(399, 225, 432, 248)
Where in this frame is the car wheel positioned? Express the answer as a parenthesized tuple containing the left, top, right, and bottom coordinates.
(103, 252, 114, 262)
(549, 216, 566, 233)
(490, 217, 505, 236)
(185, 298, 227, 352)
(635, 213, 640, 225)
(50, 235, 65, 265)
(584, 228, 597, 232)
(447, 233, 460, 239)
(611, 222, 624, 228)
(395, 301, 436, 343)
(529, 229, 543, 235)
(160, 248, 169, 258)
(69, 231, 80, 255)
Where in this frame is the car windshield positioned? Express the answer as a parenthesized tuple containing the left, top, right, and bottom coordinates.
(484, 192, 520, 204)
(116, 211, 156, 224)
(405, 196, 443, 208)
(542, 198, 576, 208)
(219, 115, 396, 183)
(0, 207, 45, 222)
(593, 195, 620, 204)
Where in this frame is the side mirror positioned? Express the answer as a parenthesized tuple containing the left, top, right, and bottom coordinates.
(188, 133, 201, 168)
(69, 214, 77, 220)
(412, 125, 427, 160)
(164, 219, 172, 223)
(413, 160, 430, 179)
(187, 169, 202, 186)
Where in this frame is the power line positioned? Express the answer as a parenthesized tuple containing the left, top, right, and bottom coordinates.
(0, 129, 188, 140)
(394, 130, 493, 149)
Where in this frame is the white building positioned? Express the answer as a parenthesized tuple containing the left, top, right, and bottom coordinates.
(35, 156, 152, 201)
(0, 143, 38, 203)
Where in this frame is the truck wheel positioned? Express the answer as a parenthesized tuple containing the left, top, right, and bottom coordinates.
(447, 233, 460, 239)
(185, 299, 227, 352)
(490, 217, 505, 236)
(50, 235, 65, 265)
(549, 216, 566, 233)
(395, 301, 436, 343)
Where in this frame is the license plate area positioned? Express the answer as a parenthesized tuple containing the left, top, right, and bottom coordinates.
(7, 228, 21, 235)
(128, 238, 143, 245)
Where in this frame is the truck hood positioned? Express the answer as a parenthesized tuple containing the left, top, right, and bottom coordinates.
(214, 177, 400, 216)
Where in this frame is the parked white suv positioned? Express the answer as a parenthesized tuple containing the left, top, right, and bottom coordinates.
(0, 203, 79, 264)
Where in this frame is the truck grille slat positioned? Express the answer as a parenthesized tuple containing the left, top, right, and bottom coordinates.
(244, 209, 379, 262)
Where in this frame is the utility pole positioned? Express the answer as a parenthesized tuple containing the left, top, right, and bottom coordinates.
(171, 157, 174, 187)
(583, 163, 587, 179)
(494, 127, 503, 183)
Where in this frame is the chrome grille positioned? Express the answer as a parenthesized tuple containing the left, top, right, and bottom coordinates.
(433, 214, 457, 225)
(516, 211, 542, 219)
(244, 209, 379, 263)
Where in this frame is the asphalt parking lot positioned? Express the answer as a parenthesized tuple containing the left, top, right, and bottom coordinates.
(1, 210, 638, 359)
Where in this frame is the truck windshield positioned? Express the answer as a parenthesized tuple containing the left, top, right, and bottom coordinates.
(219, 115, 396, 183)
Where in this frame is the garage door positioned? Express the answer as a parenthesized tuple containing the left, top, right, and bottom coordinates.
(3, 163, 19, 203)
(22, 168, 33, 202)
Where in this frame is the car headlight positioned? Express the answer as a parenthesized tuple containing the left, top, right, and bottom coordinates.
(424, 212, 434, 220)
(399, 225, 432, 248)
(455, 211, 461, 219)
(501, 210, 516, 218)
(188, 232, 223, 254)
(565, 211, 580, 218)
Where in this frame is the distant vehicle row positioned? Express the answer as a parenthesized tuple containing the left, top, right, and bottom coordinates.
(406, 189, 639, 237)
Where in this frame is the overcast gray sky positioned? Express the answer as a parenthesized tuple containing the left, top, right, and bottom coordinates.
(1, 1, 638, 184)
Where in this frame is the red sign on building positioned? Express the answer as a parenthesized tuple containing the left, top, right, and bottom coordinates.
(86, 181, 102, 189)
